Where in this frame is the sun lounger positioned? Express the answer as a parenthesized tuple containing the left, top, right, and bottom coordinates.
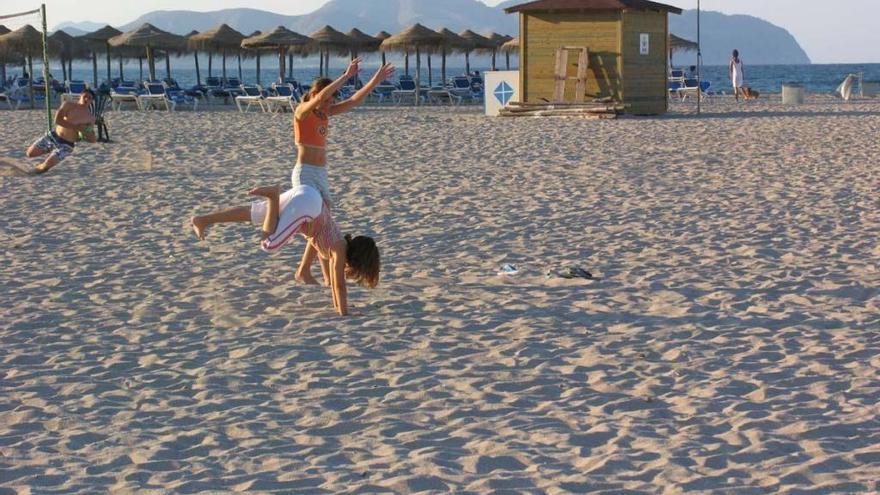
(138, 82, 169, 111)
(427, 87, 462, 106)
(164, 83, 199, 112)
(264, 84, 298, 113)
(110, 84, 141, 111)
(449, 76, 478, 104)
(392, 79, 422, 105)
(61, 80, 88, 104)
(235, 85, 266, 112)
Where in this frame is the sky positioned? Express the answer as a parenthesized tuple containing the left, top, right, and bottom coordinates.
(3, 0, 878, 63)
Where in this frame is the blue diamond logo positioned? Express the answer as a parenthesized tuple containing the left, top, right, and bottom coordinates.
(494, 81, 513, 106)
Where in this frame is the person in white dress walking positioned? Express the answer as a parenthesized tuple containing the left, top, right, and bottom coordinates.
(729, 49, 745, 101)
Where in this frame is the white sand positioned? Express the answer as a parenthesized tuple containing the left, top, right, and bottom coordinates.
(1, 95, 879, 493)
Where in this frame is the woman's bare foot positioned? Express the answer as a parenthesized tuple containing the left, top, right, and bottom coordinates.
(248, 185, 280, 199)
(295, 269, 319, 285)
(191, 216, 208, 241)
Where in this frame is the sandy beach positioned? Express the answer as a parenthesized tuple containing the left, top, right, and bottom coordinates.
(1, 95, 879, 493)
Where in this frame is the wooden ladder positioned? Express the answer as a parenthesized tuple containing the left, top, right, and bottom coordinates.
(553, 46, 590, 103)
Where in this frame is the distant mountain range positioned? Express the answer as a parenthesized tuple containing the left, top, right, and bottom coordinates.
(54, 0, 810, 65)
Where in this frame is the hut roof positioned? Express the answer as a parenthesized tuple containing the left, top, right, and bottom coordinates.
(108, 23, 186, 50)
(435, 28, 474, 51)
(458, 30, 494, 50)
(187, 24, 245, 51)
(80, 25, 122, 42)
(374, 31, 392, 41)
(346, 28, 381, 51)
(241, 26, 311, 49)
(381, 24, 445, 51)
(504, 0, 682, 14)
(500, 37, 519, 53)
(0, 25, 44, 56)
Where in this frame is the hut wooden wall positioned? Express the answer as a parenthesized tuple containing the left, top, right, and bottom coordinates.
(520, 12, 622, 103)
(621, 10, 668, 114)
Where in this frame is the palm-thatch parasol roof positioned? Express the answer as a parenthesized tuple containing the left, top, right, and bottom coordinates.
(0, 25, 23, 66)
(346, 28, 380, 53)
(48, 30, 89, 59)
(109, 24, 186, 81)
(187, 24, 245, 52)
(669, 33, 698, 52)
(79, 25, 122, 46)
(241, 26, 310, 50)
(307, 25, 352, 53)
(458, 30, 494, 50)
(436, 28, 474, 51)
(242, 26, 311, 82)
(500, 37, 519, 53)
(381, 24, 445, 52)
(0, 25, 45, 57)
(108, 23, 186, 51)
(488, 33, 513, 47)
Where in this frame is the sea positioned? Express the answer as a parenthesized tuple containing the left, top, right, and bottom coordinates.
(9, 59, 880, 95)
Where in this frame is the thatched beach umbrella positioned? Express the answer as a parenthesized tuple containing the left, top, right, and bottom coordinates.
(188, 24, 245, 82)
(0, 25, 45, 108)
(487, 33, 513, 71)
(48, 30, 88, 83)
(500, 37, 518, 70)
(669, 33, 698, 66)
(458, 30, 493, 75)
(375, 31, 391, 65)
(308, 26, 352, 78)
(109, 23, 186, 82)
(80, 25, 122, 86)
(241, 26, 311, 84)
(436, 28, 473, 86)
(381, 24, 444, 106)
(346, 28, 380, 61)
(243, 30, 262, 84)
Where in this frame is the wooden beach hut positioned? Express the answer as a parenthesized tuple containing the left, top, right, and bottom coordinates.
(505, 0, 682, 115)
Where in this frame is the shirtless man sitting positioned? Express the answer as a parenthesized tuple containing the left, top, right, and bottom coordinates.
(27, 89, 98, 175)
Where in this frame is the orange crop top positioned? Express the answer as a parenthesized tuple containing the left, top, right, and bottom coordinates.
(294, 109, 329, 148)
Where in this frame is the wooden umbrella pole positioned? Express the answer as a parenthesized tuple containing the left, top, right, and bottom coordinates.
(165, 51, 171, 79)
(222, 49, 227, 80)
(208, 52, 212, 77)
(415, 46, 420, 107)
(68, 59, 72, 82)
(27, 54, 34, 109)
(319, 49, 324, 77)
(404, 51, 409, 75)
(492, 50, 496, 71)
(147, 45, 155, 81)
(255, 52, 260, 85)
(506, 52, 510, 70)
(91, 52, 97, 87)
(288, 52, 293, 80)
(442, 47, 447, 87)
(427, 52, 432, 87)
(194, 51, 201, 86)
(237, 53, 242, 81)
(139, 57, 143, 82)
(61, 57, 67, 82)
(105, 42, 111, 83)
(277, 46, 284, 83)
(465, 51, 470, 75)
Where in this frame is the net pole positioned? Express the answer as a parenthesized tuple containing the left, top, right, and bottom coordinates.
(696, 0, 701, 116)
(41, 4, 51, 130)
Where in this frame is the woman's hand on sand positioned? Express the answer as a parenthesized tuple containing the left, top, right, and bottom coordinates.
(372, 63, 396, 84)
(345, 58, 362, 79)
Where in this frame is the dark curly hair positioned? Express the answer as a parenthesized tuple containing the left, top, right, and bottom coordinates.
(344, 234, 380, 288)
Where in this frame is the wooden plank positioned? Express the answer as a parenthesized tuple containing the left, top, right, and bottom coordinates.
(553, 48, 568, 102)
(575, 48, 589, 102)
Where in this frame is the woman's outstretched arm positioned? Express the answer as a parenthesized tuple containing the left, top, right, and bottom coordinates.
(296, 58, 362, 119)
(329, 63, 396, 116)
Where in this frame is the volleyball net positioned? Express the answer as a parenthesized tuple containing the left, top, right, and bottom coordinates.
(1, 5, 52, 130)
